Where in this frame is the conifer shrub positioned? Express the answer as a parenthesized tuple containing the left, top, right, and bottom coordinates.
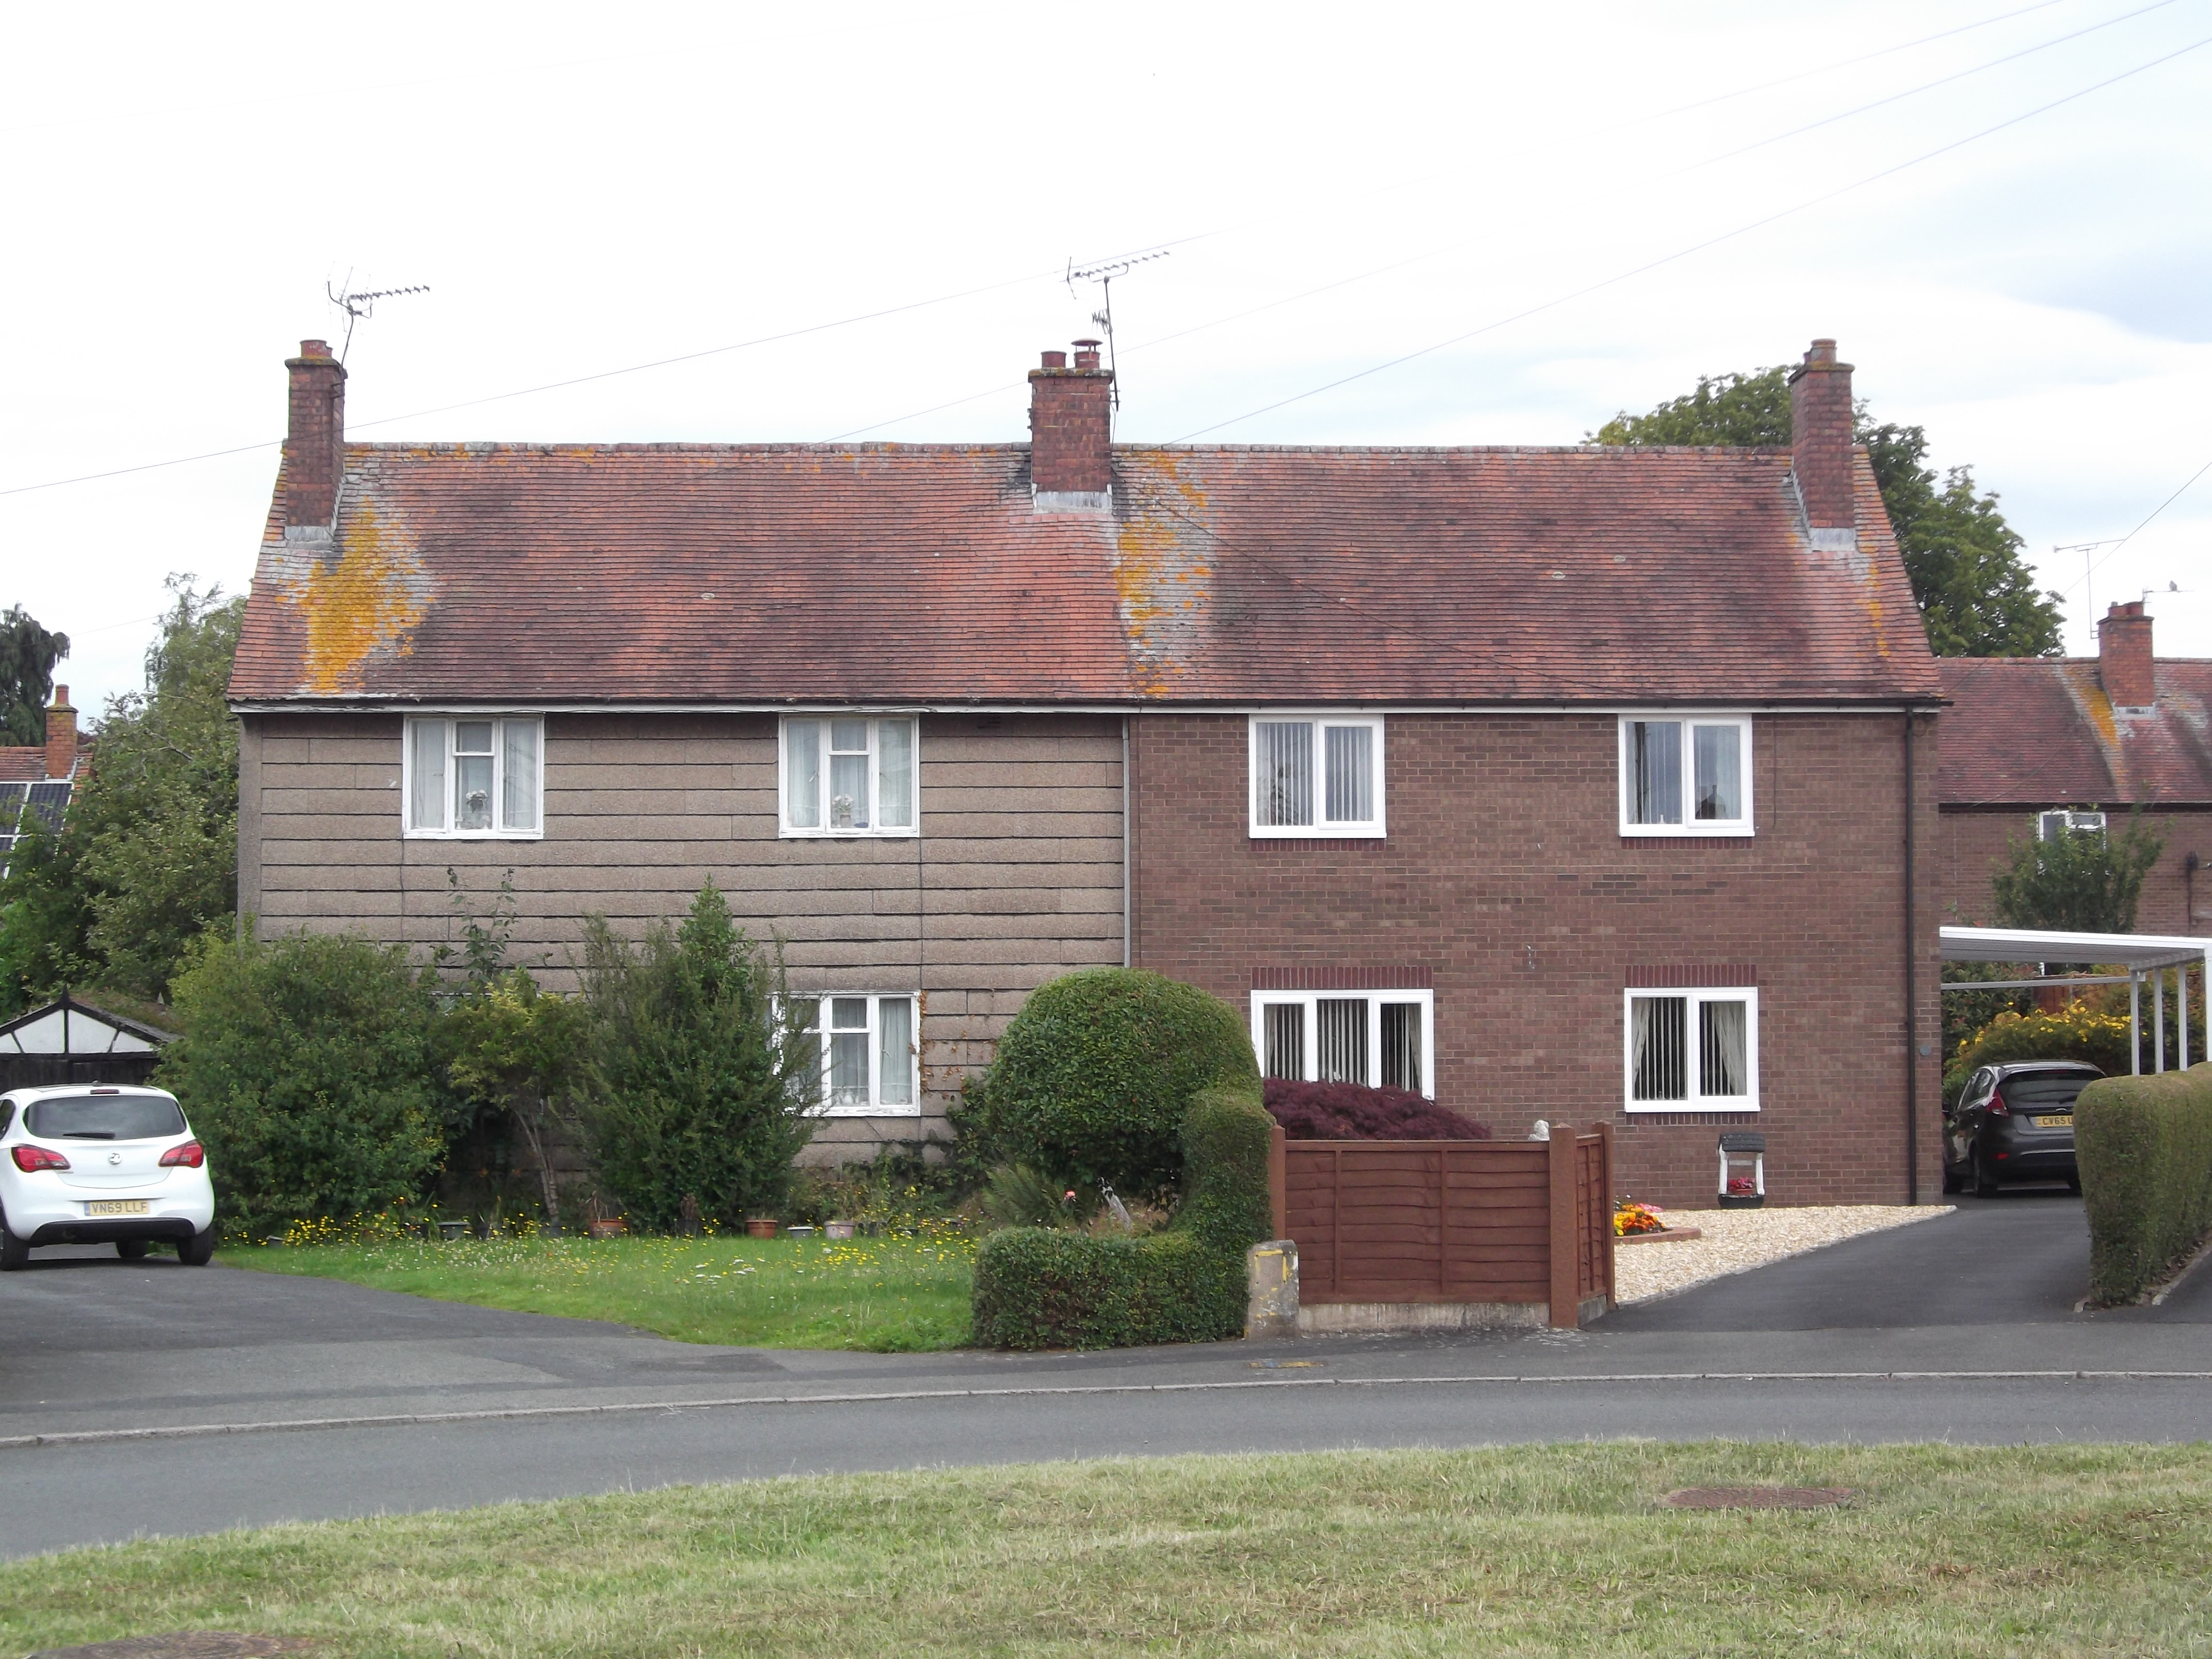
(971, 1082, 1275, 1349)
(2077, 1064, 2212, 1305)
(1263, 1078, 1490, 1141)
(966, 968, 1259, 1197)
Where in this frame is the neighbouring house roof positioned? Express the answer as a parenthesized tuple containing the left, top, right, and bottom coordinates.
(0, 749, 52, 782)
(230, 442, 1941, 709)
(0, 777, 74, 879)
(1936, 658, 2212, 807)
(0, 992, 176, 1058)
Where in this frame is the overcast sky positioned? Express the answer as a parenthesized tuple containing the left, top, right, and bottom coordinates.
(7, 0, 2209, 719)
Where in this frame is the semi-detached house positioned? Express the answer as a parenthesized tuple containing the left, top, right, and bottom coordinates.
(231, 335, 1945, 1209)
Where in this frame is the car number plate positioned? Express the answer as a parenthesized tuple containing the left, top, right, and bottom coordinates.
(2032, 1114, 2073, 1129)
(86, 1199, 150, 1216)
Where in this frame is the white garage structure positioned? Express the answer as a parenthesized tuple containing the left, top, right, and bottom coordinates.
(1941, 927, 2210, 1075)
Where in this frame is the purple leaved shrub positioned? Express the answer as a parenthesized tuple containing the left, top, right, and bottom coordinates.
(1262, 1078, 1490, 1141)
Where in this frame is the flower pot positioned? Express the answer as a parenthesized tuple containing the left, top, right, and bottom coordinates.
(745, 1218, 779, 1240)
(786, 1224, 817, 1240)
(1718, 1194, 1765, 1209)
(824, 1221, 855, 1240)
(587, 1218, 627, 1239)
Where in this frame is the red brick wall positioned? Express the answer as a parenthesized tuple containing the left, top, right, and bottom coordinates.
(1130, 710, 1943, 1209)
(1939, 804, 2212, 935)
(1027, 366, 1112, 494)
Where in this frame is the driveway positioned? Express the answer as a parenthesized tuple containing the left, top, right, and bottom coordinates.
(3, 1198, 2208, 1559)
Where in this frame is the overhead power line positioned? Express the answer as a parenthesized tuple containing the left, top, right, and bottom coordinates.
(1166, 26, 2212, 444)
(2069, 455, 2212, 593)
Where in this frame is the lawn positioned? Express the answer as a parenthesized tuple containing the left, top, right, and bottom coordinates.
(5, 1443, 2210, 1655)
(222, 1227, 976, 1352)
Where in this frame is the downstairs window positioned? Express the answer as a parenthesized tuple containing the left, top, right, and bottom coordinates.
(1250, 989, 1432, 1095)
(1624, 987, 1759, 1111)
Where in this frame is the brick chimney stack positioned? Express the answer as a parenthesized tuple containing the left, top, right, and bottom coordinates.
(1028, 339, 1113, 502)
(2098, 599, 2156, 710)
(1788, 337, 1856, 542)
(283, 338, 347, 531)
(43, 685, 76, 780)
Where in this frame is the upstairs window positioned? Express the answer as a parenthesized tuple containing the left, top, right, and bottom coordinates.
(1624, 987, 1759, 1111)
(1619, 714, 1752, 836)
(405, 717, 542, 837)
(2037, 808, 2106, 841)
(1251, 989, 1432, 1095)
(1250, 714, 1385, 838)
(792, 994, 918, 1116)
(783, 717, 916, 837)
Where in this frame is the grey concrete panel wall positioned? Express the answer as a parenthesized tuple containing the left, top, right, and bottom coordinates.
(246, 710, 1128, 1155)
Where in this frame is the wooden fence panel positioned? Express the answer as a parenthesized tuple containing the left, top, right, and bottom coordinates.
(1277, 1128, 1613, 1325)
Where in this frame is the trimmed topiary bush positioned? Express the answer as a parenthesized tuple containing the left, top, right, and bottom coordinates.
(970, 968, 1260, 1197)
(2077, 1063, 2212, 1306)
(971, 1082, 1276, 1349)
(1264, 1078, 1490, 1141)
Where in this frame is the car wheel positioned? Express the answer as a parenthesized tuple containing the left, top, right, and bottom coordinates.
(1941, 1161, 1964, 1195)
(0, 1224, 28, 1272)
(1973, 1152, 2000, 1198)
(177, 1227, 216, 1267)
(116, 1239, 150, 1260)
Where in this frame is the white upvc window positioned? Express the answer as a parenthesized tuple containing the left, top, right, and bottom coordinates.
(1249, 714, 1386, 838)
(792, 993, 919, 1116)
(403, 717, 543, 838)
(1249, 989, 1433, 1096)
(1623, 987, 1759, 1111)
(781, 717, 917, 837)
(2037, 808, 2106, 841)
(1619, 713, 1753, 836)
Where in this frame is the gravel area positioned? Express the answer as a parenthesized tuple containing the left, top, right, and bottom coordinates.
(1614, 1205, 1952, 1305)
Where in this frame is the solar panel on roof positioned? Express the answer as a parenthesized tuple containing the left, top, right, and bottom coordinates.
(24, 780, 70, 833)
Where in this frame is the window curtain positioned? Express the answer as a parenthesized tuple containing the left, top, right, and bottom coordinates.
(1631, 721, 1682, 825)
(1324, 725, 1372, 823)
(877, 720, 914, 829)
(1380, 1002, 1422, 1094)
(828, 997, 870, 1107)
(1263, 1002, 1305, 1079)
(501, 721, 540, 832)
(1700, 998, 1749, 1097)
(786, 722, 822, 828)
(1257, 721, 1314, 827)
(877, 996, 914, 1106)
(829, 720, 870, 829)
(1316, 998, 1368, 1083)
(409, 720, 447, 831)
(1693, 724, 1741, 821)
(1631, 995, 1687, 1101)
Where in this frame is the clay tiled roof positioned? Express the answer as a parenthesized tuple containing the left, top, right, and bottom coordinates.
(1937, 657, 2212, 806)
(0, 748, 47, 783)
(230, 442, 1941, 707)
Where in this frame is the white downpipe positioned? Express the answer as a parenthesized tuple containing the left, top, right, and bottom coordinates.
(2155, 970, 2167, 1074)
(2131, 974, 2142, 1076)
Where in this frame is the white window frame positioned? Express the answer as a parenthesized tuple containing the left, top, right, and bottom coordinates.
(779, 715, 919, 839)
(401, 716, 545, 840)
(1248, 989, 1434, 1096)
(1617, 712, 1754, 838)
(791, 992, 921, 1117)
(1247, 713, 1387, 839)
(2037, 808, 2106, 841)
(1621, 986, 1760, 1113)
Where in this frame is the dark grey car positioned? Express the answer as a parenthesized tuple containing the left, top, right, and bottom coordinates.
(1942, 1060, 2099, 1196)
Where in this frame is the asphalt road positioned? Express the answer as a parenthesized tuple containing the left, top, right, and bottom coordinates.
(3, 1189, 2207, 1559)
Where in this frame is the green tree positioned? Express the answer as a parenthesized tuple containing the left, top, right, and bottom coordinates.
(0, 605, 69, 747)
(65, 577, 245, 999)
(578, 883, 816, 1230)
(445, 969, 590, 1233)
(1595, 367, 2064, 657)
(158, 930, 447, 1239)
(0, 817, 95, 1015)
(1991, 809, 2166, 935)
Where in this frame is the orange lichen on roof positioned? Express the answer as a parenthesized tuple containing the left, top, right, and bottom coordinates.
(279, 496, 431, 694)
(1114, 455, 1214, 696)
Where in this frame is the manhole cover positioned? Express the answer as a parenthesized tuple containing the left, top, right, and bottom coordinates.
(26, 1635, 312, 1659)
(1662, 1486, 1854, 1509)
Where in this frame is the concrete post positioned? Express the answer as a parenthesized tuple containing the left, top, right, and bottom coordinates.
(1246, 1240, 1299, 1338)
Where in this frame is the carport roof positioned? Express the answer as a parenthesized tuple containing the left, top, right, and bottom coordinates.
(1941, 925, 2210, 973)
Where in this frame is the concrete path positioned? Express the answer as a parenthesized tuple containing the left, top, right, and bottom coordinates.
(3, 1193, 2207, 1559)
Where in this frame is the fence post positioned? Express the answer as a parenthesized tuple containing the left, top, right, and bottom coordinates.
(1269, 1122, 1288, 1244)
(1548, 1126, 1578, 1328)
(1594, 1120, 1616, 1309)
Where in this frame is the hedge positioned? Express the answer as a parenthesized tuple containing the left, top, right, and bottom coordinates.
(966, 968, 1260, 1197)
(2077, 1063, 2212, 1306)
(971, 1082, 1274, 1349)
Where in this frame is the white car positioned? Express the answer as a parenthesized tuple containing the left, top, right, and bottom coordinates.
(0, 1084, 217, 1269)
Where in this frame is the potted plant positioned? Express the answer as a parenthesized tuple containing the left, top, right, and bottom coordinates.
(745, 1216, 779, 1240)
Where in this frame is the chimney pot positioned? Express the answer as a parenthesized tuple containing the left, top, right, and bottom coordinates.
(1788, 335, 1856, 536)
(283, 338, 348, 530)
(2098, 599, 2156, 709)
(1027, 343, 1113, 497)
(43, 684, 77, 782)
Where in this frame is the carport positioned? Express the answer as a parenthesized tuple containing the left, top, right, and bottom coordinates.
(1941, 926, 2211, 1074)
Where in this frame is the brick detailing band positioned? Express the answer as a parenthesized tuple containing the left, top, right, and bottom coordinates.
(1625, 964, 1757, 988)
(1252, 965, 1435, 991)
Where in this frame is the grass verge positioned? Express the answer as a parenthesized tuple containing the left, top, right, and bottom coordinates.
(221, 1230, 974, 1352)
(4, 1443, 2210, 1655)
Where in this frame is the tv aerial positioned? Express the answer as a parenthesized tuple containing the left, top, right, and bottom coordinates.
(1066, 247, 1169, 412)
(326, 271, 432, 361)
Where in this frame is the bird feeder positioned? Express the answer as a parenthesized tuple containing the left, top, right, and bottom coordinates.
(1718, 1132, 1766, 1209)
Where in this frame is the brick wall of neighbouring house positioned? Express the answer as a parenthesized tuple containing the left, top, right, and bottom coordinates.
(1129, 710, 1943, 1209)
(1939, 805, 2212, 934)
(237, 709, 1126, 1158)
